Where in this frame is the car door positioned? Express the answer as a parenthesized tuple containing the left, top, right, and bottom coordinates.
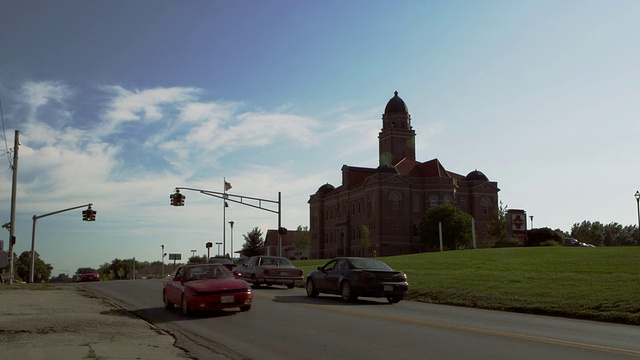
(325, 259, 348, 292)
(167, 266, 185, 304)
(240, 257, 256, 281)
(314, 259, 337, 292)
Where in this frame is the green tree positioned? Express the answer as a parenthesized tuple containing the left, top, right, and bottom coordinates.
(294, 225, 311, 255)
(241, 227, 265, 257)
(360, 224, 371, 250)
(485, 201, 507, 247)
(14, 251, 52, 282)
(571, 221, 605, 246)
(419, 204, 473, 250)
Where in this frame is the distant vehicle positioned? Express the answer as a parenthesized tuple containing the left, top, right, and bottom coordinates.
(563, 237, 595, 247)
(74, 268, 100, 282)
(305, 257, 409, 303)
(207, 256, 235, 271)
(232, 256, 303, 289)
(163, 263, 252, 315)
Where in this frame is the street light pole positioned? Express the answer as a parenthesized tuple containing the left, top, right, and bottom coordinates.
(635, 191, 640, 243)
(161, 245, 165, 278)
(216, 242, 222, 256)
(190, 249, 197, 261)
(529, 215, 534, 230)
(229, 221, 234, 259)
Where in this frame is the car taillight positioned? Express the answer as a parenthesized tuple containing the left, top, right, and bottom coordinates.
(397, 273, 407, 281)
(360, 272, 377, 281)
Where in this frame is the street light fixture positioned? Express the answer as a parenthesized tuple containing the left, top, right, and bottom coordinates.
(229, 221, 235, 259)
(190, 249, 197, 260)
(216, 242, 222, 256)
(635, 191, 640, 242)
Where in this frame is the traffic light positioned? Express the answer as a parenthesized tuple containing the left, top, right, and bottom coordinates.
(83, 207, 96, 221)
(170, 191, 185, 206)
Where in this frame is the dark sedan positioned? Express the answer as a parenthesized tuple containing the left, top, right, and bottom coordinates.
(163, 263, 252, 315)
(305, 257, 408, 303)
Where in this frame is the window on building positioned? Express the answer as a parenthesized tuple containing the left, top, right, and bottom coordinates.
(481, 197, 490, 215)
(444, 195, 452, 204)
(429, 195, 438, 207)
(412, 196, 420, 212)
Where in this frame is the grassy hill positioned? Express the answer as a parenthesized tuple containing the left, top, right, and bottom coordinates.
(293, 246, 640, 325)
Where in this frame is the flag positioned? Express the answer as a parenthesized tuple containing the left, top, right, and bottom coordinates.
(224, 181, 232, 191)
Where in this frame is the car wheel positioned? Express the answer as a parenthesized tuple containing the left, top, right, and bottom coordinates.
(181, 294, 190, 316)
(306, 279, 318, 297)
(239, 305, 251, 312)
(163, 290, 173, 310)
(251, 274, 261, 287)
(386, 295, 402, 304)
(341, 281, 357, 302)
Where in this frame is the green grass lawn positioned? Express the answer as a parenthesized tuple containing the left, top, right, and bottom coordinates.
(293, 246, 640, 325)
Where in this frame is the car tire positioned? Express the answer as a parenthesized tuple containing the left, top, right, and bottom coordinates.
(251, 274, 261, 287)
(341, 281, 357, 302)
(239, 305, 251, 312)
(181, 294, 190, 316)
(306, 279, 319, 297)
(163, 290, 173, 310)
(386, 295, 402, 304)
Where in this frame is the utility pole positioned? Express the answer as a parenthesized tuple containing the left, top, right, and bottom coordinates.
(8, 130, 19, 285)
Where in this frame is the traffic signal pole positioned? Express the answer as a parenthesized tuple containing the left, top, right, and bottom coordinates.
(7, 131, 19, 285)
(29, 203, 93, 283)
(172, 187, 283, 256)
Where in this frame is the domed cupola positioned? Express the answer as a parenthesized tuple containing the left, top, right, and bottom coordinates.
(384, 91, 408, 114)
(465, 170, 489, 181)
(316, 183, 335, 198)
(379, 91, 416, 167)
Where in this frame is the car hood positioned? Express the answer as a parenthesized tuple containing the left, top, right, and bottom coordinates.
(185, 278, 250, 292)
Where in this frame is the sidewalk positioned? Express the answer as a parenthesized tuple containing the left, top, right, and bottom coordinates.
(0, 286, 192, 360)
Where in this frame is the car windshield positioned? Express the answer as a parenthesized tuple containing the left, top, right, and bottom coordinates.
(260, 257, 293, 266)
(349, 258, 392, 270)
(208, 257, 232, 264)
(77, 268, 97, 274)
(184, 265, 233, 281)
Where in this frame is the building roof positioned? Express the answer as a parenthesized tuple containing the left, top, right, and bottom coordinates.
(384, 91, 408, 114)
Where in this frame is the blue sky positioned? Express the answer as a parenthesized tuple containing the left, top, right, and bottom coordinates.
(1, 1, 639, 276)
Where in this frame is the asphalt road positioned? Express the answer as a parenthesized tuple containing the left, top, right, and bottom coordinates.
(84, 279, 640, 360)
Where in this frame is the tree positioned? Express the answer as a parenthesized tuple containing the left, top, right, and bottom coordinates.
(294, 225, 311, 256)
(571, 221, 605, 246)
(241, 227, 265, 257)
(14, 251, 52, 282)
(485, 201, 507, 247)
(419, 204, 473, 250)
(360, 224, 371, 250)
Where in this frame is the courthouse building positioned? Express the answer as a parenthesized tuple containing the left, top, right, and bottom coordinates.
(308, 92, 500, 259)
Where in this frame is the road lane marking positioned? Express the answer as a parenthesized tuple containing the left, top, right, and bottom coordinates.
(261, 294, 640, 357)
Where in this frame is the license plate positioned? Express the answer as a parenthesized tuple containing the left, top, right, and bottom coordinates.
(384, 285, 393, 292)
(280, 271, 288, 275)
(221, 295, 234, 303)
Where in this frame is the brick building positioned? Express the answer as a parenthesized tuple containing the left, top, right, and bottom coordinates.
(308, 92, 500, 259)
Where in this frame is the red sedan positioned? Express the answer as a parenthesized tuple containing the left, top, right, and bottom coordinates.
(163, 263, 252, 315)
(74, 267, 100, 282)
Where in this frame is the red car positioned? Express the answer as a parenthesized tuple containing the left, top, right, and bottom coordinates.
(163, 263, 252, 315)
(74, 268, 100, 282)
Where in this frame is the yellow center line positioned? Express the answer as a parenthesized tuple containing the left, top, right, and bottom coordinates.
(260, 294, 640, 357)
